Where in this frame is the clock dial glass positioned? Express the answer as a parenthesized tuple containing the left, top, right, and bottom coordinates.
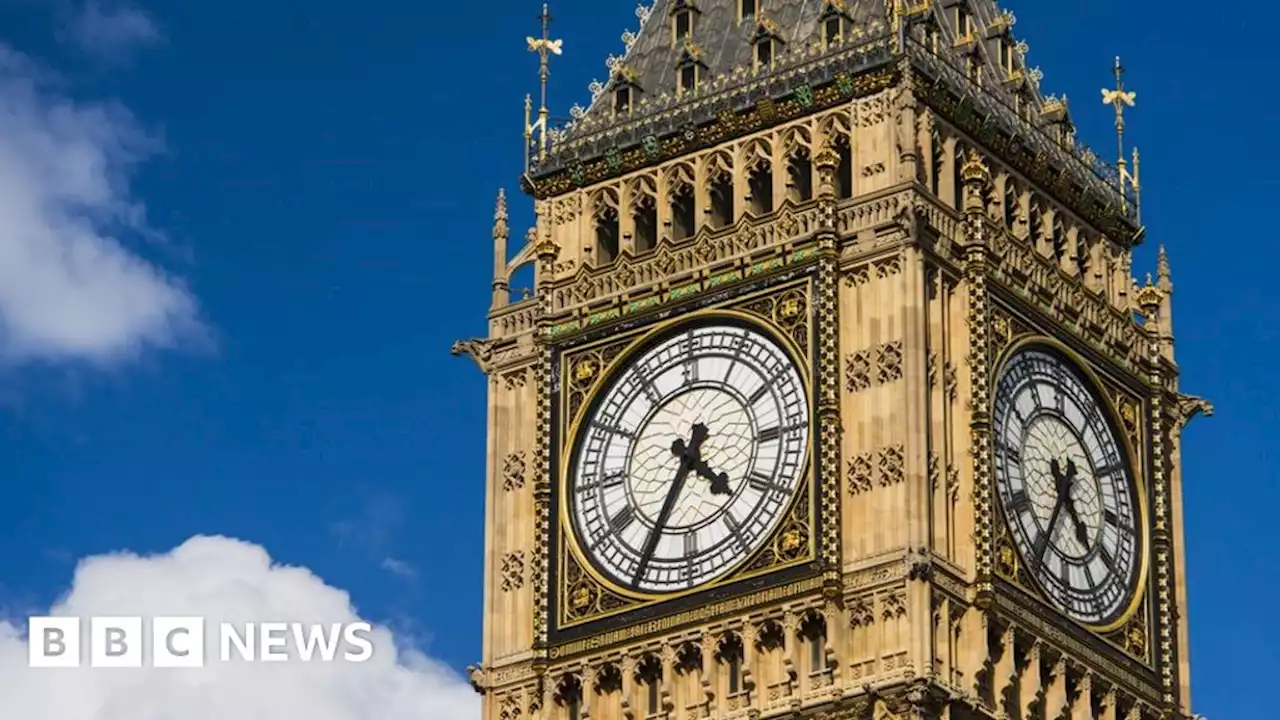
(568, 322, 809, 594)
(993, 346, 1142, 626)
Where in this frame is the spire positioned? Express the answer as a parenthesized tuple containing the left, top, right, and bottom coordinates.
(1157, 244, 1172, 292)
(524, 4, 563, 172)
(1102, 56, 1141, 221)
(492, 189, 511, 308)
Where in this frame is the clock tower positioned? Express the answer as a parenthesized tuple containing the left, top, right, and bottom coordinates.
(454, 2, 1210, 720)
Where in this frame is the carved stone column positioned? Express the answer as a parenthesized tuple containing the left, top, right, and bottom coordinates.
(814, 142, 844, 593)
(959, 149, 996, 605)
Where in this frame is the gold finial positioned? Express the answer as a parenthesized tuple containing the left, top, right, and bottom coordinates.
(960, 148, 991, 186)
(524, 3, 563, 172)
(1101, 56, 1140, 218)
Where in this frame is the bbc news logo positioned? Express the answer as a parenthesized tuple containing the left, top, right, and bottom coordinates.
(28, 617, 375, 668)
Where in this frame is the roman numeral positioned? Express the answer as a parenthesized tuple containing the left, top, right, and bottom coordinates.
(1103, 509, 1119, 527)
(1008, 489, 1031, 513)
(602, 470, 627, 490)
(609, 506, 636, 534)
(1031, 384, 1046, 409)
(1099, 546, 1117, 574)
(633, 368, 661, 403)
(683, 532, 699, 558)
(996, 440, 1021, 464)
(591, 421, 636, 439)
(748, 471, 779, 493)
(1095, 463, 1124, 478)
(757, 426, 781, 443)
(1033, 526, 1054, 563)
(682, 358, 699, 386)
(723, 511, 747, 549)
(749, 384, 771, 404)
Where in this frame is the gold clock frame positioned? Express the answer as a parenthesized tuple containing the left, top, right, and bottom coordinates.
(552, 280, 820, 633)
(991, 334, 1152, 636)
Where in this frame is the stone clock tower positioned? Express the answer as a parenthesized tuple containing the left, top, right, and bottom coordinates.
(454, 2, 1210, 719)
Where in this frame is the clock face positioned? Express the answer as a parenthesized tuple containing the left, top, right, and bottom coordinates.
(993, 346, 1143, 626)
(567, 322, 810, 595)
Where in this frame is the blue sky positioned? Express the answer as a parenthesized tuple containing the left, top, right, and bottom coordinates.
(0, 1, 1274, 717)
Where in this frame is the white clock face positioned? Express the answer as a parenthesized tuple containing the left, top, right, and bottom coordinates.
(568, 322, 809, 594)
(993, 347, 1142, 626)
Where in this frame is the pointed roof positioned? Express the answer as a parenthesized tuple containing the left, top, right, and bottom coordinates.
(527, 0, 1139, 239)
(581, 0, 887, 120)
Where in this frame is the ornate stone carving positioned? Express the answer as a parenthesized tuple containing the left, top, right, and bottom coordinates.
(849, 596, 875, 628)
(501, 551, 526, 592)
(847, 341, 905, 392)
(877, 446, 905, 487)
(451, 338, 498, 374)
(502, 452, 527, 492)
(882, 591, 907, 621)
(876, 341, 904, 384)
(847, 452, 874, 495)
(846, 350, 872, 392)
(503, 368, 529, 390)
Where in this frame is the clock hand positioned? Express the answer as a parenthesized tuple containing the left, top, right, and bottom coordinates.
(635, 424, 711, 583)
(1058, 459, 1091, 550)
(688, 456, 732, 496)
(1035, 458, 1070, 562)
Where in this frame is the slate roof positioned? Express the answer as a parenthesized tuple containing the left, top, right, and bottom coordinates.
(586, 0, 887, 118)
(528, 1, 1139, 233)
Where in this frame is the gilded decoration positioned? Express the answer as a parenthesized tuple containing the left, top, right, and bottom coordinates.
(552, 280, 820, 635)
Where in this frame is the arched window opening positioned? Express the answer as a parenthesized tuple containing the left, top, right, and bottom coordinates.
(633, 195, 658, 253)
(671, 184, 696, 241)
(636, 655, 663, 717)
(718, 635, 745, 695)
(709, 172, 734, 228)
(595, 205, 620, 263)
(786, 150, 813, 203)
(747, 164, 774, 216)
(835, 136, 853, 199)
(800, 614, 828, 674)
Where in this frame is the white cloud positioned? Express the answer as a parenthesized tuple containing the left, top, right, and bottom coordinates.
(0, 535, 479, 720)
(65, 1, 161, 62)
(380, 557, 418, 581)
(0, 38, 203, 366)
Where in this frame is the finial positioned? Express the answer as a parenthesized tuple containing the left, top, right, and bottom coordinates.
(493, 189, 509, 241)
(524, 3, 563, 172)
(1157, 244, 1172, 291)
(960, 148, 991, 187)
(1102, 56, 1140, 216)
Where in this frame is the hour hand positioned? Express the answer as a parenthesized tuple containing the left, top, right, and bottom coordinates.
(690, 458, 732, 496)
